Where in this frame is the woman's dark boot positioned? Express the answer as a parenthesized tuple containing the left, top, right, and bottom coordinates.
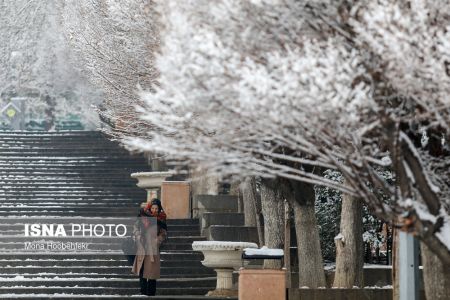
(140, 277, 147, 295)
(146, 279, 156, 296)
(139, 268, 147, 295)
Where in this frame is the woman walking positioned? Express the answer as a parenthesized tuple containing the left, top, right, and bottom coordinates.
(132, 198, 167, 296)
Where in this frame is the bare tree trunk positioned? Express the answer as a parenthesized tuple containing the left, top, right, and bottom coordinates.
(241, 177, 264, 246)
(260, 178, 284, 269)
(241, 177, 257, 226)
(284, 200, 291, 289)
(421, 242, 450, 300)
(333, 191, 364, 288)
(255, 181, 264, 246)
(291, 198, 327, 288)
(282, 179, 326, 288)
(392, 228, 400, 300)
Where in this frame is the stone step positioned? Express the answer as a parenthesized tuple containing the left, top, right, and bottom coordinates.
(0, 273, 212, 279)
(0, 138, 130, 145)
(0, 138, 130, 142)
(0, 135, 116, 140)
(0, 147, 135, 152)
(0, 232, 201, 239)
(0, 158, 145, 167)
(0, 138, 121, 144)
(0, 181, 140, 187)
(0, 224, 199, 231)
(0, 197, 143, 202)
(0, 167, 146, 173)
(205, 225, 259, 245)
(0, 192, 146, 197)
(0, 252, 204, 261)
(0, 184, 141, 190)
(0, 165, 146, 170)
(0, 231, 201, 238)
(0, 154, 136, 160)
(0, 178, 142, 183)
(0, 153, 137, 159)
(0, 140, 118, 145)
(0, 141, 124, 146)
(0, 157, 145, 163)
(0, 189, 147, 194)
(0, 295, 236, 300)
(0, 223, 199, 229)
(0, 160, 146, 166)
(0, 197, 145, 203)
(0, 172, 146, 178)
(193, 195, 239, 218)
(0, 202, 143, 208)
(0, 175, 144, 181)
(201, 212, 245, 230)
(0, 184, 146, 190)
(0, 203, 140, 208)
(0, 212, 143, 217)
(0, 277, 216, 288)
(0, 136, 117, 143)
(0, 179, 145, 186)
(0, 131, 105, 136)
(0, 144, 129, 149)
(0, 236, 205, 244)
(0, 141, 130, 147)
(0, 266, 215, 276)
(0, 182, 141, 187)
(0, 175, 142, 180)
(0, 172, 143, 177)
(0, 259, 204, 268)
(0, 231, 199, 238)
(0, 204, 142, 210)
(0, 149, 136, 156)
(0, 145, 132, 149)
(0, 207, 138, 213)
(0, 286, 215, 296)
(0, 242, 198, 251)
(0, 202, 143, 207)
(0, 155, 138, 160)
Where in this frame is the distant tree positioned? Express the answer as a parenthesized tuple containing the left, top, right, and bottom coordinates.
(59, 0, 158, 138)
(0, 0, 99, 129)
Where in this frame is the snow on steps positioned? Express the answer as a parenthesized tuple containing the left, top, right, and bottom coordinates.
(0, 131, 219, 298)
(0, 294, 235, 300)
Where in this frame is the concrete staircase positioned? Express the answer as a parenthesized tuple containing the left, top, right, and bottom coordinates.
(194, 195, 259, 245)
(0, 131, 233, 299)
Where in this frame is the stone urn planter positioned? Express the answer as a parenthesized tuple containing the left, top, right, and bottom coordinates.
(192, 241, 258, 296)
(131, 171, 173, 203)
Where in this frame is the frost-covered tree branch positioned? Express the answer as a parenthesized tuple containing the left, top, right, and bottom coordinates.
(126, 0, 450, 264)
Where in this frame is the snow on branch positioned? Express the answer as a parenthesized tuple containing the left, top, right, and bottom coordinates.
(117, 0, 450, 264)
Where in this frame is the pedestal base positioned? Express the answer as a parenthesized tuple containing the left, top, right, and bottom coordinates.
(216, 268, 233, 289)
(206, 268, 237, 296)
(239, 268, 286, 300)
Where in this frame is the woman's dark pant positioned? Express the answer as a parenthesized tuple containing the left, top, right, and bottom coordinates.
(139, 266, 156, 296)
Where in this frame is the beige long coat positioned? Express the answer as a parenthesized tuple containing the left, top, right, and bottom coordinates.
(131, 219, 167, 279)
